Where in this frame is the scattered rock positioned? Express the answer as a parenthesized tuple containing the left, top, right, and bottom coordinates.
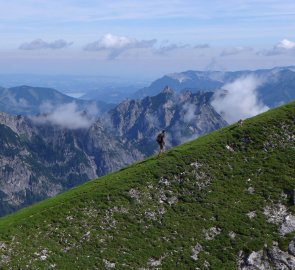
(34, 248, 50, 261)
(203, 260, 210, 269)
(159, 177, 170, 186)
(263, 203, 295, 235)
(148, 257, 162, 267)
(103, 259, 116, 269)
(226, 145, 235, 152)
(81, 231, 91, 241)
(246, 211, 256, 219)
(190, 161, 202, 169)
(238, 250, 271, 270)
(191, 243, 202, 261)
(246, 187, 255, 194)
(167, 196, 178, 206)
(128, 188, 141, 203)
(280, 214, 295, 235)
(268, 245, 295, 269)
(204, 227, 221, 241)
(238, 238, 295, 270)
(263, 203, 287, 224)
(229, 231, 236, 239)
(0, 242, 6, 250)
(288, 238, 295, 256)
(0, 254, 10, 265)
(145, 210, 157, 221)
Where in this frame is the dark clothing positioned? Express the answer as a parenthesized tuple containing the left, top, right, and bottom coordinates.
(157, 133, 165, 144)
(157, 131, 166, 157)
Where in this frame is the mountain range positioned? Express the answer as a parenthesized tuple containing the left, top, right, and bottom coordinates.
(1, 66, 295, 118)
(133, 66, 295, 107)
(0, 101, 293, 269)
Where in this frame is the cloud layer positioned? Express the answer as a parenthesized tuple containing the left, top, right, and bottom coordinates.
(84, 33, 209, 59)
(84, 33, 156, 59)
(32, 102, 97, 129)
(211, 76, 269, 123)
(19, 39, 73, 50)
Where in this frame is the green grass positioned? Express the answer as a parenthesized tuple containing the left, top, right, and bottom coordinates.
(0, 101, 294, 269)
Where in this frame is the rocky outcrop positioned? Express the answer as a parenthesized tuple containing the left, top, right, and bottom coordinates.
(238, 239, 295, 270)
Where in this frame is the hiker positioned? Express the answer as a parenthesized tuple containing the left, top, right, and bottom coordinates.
(156, 130, 166, 156)
(238, 119, 244, 127)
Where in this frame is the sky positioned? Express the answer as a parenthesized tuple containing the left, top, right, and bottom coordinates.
(0, 0, 295, 80)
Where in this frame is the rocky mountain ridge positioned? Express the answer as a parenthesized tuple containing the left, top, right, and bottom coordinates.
(133, 66, 295, 107)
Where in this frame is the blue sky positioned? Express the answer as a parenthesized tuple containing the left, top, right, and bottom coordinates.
(0, 0, 295, 79)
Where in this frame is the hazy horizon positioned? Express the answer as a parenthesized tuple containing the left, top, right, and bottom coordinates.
(0, 1, 294, 79)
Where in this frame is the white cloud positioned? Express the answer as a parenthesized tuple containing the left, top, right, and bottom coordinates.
(84, 33, 156, 59)
(6, 95, 30, 108)
(32, 102, 96, 129)
(182, 103, 196, 123)
(211, 76, 269, 123)
(276, 38, 295, 50)
(258, 38, 295, 56)
(19, 39, 73, 50)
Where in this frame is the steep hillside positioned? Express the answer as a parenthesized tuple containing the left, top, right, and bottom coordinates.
(0, 101, 294, 269)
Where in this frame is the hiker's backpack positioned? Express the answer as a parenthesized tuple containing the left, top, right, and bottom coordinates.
(156, 133, 162, 143)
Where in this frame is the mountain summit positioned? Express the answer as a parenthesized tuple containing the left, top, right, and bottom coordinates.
(0, 101, 294, 269)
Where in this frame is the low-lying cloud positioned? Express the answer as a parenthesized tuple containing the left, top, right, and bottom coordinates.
(84, 33, 156, 59)
(221, 46, 253, 57)
(182, 103, 196, 123)
(258, 38, 295, 56)
(19, 39, 73, 50)
(32, 102, 97, 129)
(211, 76, 269, 124)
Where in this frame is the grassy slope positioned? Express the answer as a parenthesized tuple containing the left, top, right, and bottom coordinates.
(0, 102, 294, 269)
